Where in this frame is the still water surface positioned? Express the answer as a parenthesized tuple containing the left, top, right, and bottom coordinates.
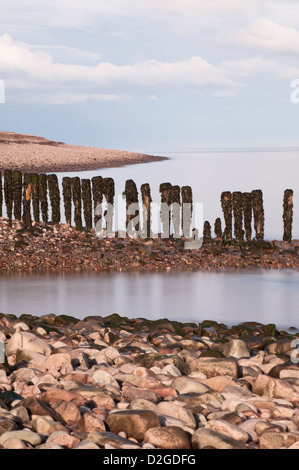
(0, 269, 298, 329)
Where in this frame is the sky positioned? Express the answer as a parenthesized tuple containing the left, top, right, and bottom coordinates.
(0, 0, 299, 151)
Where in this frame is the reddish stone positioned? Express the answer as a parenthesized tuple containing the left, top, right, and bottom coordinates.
(39, 388, 86, 408)
(73, 412, 105, 432)
(52, 400, 81, 424)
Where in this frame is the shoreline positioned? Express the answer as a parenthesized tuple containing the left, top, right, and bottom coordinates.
(0, 312, 298, 449)
(0, 218, 299, 273)
(0, 132, 168, 173)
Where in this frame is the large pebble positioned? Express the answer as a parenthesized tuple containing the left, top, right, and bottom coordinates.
(106, 409, 160, 441)
(206, 419, 249, 443)
(192, 427, 247, 449)
(0, 430, 42, 447)
(5, 331, 51, 357)
(171, 376, 211, 395)
(189, 358, 239, 379)
(220, 339, 250, 359)
(143, 426, 191, 449)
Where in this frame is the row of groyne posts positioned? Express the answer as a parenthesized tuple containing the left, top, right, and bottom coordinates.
(0, 170, 295, 242)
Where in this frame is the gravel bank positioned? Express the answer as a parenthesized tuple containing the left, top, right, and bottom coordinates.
(0, 132, 167, 173)
(0, 218, 299, 272)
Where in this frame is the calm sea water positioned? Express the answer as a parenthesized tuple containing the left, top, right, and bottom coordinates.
(0, 269, 298, 329)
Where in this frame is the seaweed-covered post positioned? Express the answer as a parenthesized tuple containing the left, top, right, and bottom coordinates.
(71, 177, 83, 231)
(22, 173, 32, 228)
(0, 172, 2, 217)
(62, 177, 72, 225)
(4, 170, 13, 226)
(232, 191, 244, 241)
(31, 173, 40, 222)
(102, 177, 115, 234)
(181, 186, 193, 238)
(171, 185, 181, 238)
(141, 183, 152, 237)
(159, 182, 172, 237)
(39, 174, 48, 223)
(221, 191, 232, 240)
(242, 192, 252, 241)
(251, 189, 264, 240)
(125, 179, 139, 233)
(91, 176, 103, 228)
(82, 179, 93, 231)
(47, 174, 61, 224)
(12, 170, 23, 221)
(214, 218, 222, 238)
(283, 189, 294, 242)
(203, 220, 212, 240)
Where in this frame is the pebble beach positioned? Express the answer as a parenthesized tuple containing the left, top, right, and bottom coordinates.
(0, 313, 299, 450)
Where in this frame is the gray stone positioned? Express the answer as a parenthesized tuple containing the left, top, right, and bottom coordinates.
(144, 426, 191, 449)
(171, 376, 211, 395)
(192, 427, 247, 449)
(220, 339, 250, 359)
(189, 358, 239, 379)
(0, 430, 43, 447)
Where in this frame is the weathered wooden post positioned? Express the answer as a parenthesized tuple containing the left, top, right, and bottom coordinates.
(125, 179, 139, 233)
(141, 183, 152, 237)
(232, 191, 244, 241)
(242, 192, 252, 241)
(171, 185, 181, 238)
(102, 177, 115, 205)
(47, 174, 61, 224)
(12, 170, 22, 221)
(0, 172, 2, 217)
(102, 177, 115, 234)
(181, 186, 193, 238)
(251, 189, 264, 240)
(39, 174, 48, 223)
(31, 173, 40, 222)
(23, 173, 32, 228)
(4, 170, 13, 226)
(283, 189, 294, 242)
(82, 179, 93, 231)
(221, 191, 232, 240)
(62, 177, 72, 226)
(160, 182, 172, 237)
(214, 218, 222, 238)
(71, 177, 83, 231)
(91, 176, 103, 228)
(203, 220, 212, 240)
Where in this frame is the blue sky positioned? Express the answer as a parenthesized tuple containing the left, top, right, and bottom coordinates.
(0, 0, 299, 151)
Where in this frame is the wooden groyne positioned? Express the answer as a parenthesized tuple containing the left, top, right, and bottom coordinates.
(0, 170, 295, 242)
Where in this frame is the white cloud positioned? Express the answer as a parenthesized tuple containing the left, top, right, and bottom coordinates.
(212, 90, 235, 98)
(0, 34, 237, 88)
(0, 0, 257, 26)
(16, 92, 127, 105)
(1, 34, 298, 105)
(27, 45, 103, 65)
